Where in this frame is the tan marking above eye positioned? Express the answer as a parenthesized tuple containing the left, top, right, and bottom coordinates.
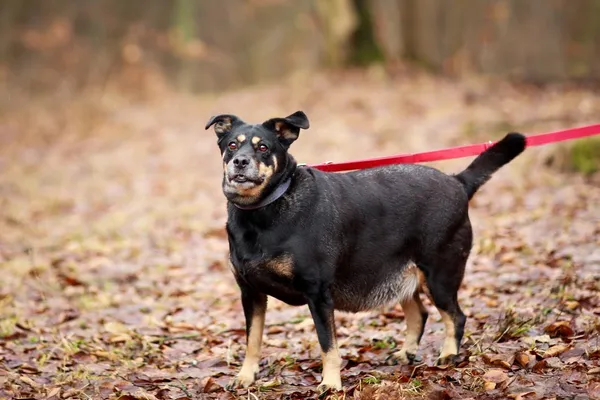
(252, 136, 261, 145)
(237, 134, 246, 142)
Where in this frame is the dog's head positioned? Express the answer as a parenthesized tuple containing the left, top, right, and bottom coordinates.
(205, 111, 309, 206)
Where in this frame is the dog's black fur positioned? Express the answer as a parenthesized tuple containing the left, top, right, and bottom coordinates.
(206, 111, 526, 391)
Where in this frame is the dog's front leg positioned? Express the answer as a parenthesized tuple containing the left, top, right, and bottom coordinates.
(307, 290, 342, 392)
(229, 288, 267, 389)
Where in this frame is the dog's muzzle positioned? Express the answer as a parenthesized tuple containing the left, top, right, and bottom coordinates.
(225, 159, 263, 189)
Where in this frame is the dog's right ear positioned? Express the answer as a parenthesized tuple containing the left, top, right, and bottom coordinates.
(205, 114, 243, 140)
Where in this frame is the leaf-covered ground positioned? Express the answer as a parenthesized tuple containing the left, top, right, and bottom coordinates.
(1, 70, 599, 399)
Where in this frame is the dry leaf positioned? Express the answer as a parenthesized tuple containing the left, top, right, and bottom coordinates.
(201, 377, 221, 393)
(19, 375, 40, 388)
(104, 321, 129, 334)
(522, 334, 552, 346)
(515, 351, 530, 368)
(544, 357, 563, 369)
(483, 369, 508, 383)
(588, 367, 600, 375)
(508, 391, 536, 400)
(61, 388, 81, 399)
(46, 387, 61, 398)
(544, 344, 571, 358)
(3, 49, 600, 400)
(109, 333, 133, 343)
(483, 353, 514, 370)
(564, 301, 579, 310)
(544, 321, 574, 338)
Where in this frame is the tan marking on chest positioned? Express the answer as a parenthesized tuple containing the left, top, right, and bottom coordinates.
(262, 254, 294, 278)
(236, 161, 274, 200)
(237, 134, 246, 142)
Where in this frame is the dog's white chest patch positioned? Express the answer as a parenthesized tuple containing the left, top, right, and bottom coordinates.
(332, 266, 421, 312)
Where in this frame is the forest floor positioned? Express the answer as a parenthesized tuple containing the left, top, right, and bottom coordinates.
(1, 68, 600, 399)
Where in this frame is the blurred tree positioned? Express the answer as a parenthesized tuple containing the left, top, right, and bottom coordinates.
(172, 0, 197, 90)
(348, 0, 384, 65)
(1, 0, 600, 94)
(314, 0, 357, 67)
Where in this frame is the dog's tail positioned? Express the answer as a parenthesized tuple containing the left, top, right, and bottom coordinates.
(455, 133, 526, 199)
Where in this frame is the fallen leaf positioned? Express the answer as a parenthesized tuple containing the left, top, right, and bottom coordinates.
(104, 321, 130, 334)
(515, 351, 530, 368)
(544, 356, 563, 369)
(46, 387, 61, 398)
(532, 360, 547, 373)
(588, 367, 600, 375)
(55, 309, 80, 324)
(57, 272, 86, 287)
(544, 321, 574, 338)
(508, 391, 536, 400)
(19, 375, 40, 388)
(267, 325, 286, 334)
(200, 377, 221, 393)
(544, 344, 571, 358)
(61, 388, 81, 399)
(522, 334, 552, 346)
(564, 301, 579, 310)
(483, 353, 514, 370)
(483, 369, 508, 383)
(18, 364, 40, 374)
(109, 333, 133, 343)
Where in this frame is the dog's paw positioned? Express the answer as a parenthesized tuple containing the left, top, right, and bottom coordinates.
(226, 370, 256, 390)
(386, 350, 421, 365)
(317, 379, 342, 394)
(435, 354, 458, 367)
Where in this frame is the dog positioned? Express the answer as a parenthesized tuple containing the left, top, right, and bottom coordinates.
(205, 111, 526, 392)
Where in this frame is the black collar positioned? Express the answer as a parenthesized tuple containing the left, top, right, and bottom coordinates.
(233, 178, 291, 210)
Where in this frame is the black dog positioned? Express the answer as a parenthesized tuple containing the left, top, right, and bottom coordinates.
(205, 111, 526, 391)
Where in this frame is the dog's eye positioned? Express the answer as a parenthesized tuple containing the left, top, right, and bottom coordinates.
(228, 142, 238, 151)
(258, 144, 268, 152)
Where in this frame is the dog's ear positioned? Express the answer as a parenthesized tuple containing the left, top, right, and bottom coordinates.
(262, 111, 309, 147)
(205, 114, 243, 140)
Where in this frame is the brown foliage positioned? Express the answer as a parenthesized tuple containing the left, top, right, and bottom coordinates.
(1, 70, 599, 399)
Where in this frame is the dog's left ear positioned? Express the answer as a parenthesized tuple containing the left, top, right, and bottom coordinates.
(262, 111, 309, 147)
(205, 114, 243, 141)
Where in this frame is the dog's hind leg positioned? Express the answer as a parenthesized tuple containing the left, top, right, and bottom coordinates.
(388, 291, 428, 365)
(428, 286, 466, 365)
(228, 288, 267, 389)
(419, 221, 471, 365)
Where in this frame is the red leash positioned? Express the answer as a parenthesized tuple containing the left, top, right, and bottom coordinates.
(309, 124, 600, 172)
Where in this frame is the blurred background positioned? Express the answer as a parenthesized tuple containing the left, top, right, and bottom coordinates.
(3, 0, 600, 93)
(1, 2, 600, 398)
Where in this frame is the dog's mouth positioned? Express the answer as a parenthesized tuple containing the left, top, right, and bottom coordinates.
(228, 174, 263, 186)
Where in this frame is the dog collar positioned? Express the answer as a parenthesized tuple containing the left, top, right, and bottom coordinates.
(233, 178, 292, 210)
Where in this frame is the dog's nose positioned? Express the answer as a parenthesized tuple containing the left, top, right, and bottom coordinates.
(233, 155, 250, 169)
